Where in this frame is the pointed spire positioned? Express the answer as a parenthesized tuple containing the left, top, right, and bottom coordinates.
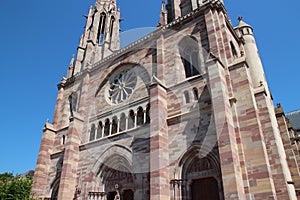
(158, 0, 167, 27)
(67, 55, 75, 78)
(69, 54, 75, 67)
(88, 4, 93, 17)
(236, 16, 252, 29)
(161, 0, 166, 12)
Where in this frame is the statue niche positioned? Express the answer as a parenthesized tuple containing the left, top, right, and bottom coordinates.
(68, 92, 78, 117)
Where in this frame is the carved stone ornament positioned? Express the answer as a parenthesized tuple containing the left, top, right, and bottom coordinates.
(108, 69, 137, 104)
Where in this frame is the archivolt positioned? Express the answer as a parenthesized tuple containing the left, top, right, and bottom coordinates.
(173, 145, 221, 180)
(90, 144, 133, 179)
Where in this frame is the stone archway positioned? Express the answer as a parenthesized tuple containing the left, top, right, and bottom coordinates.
(98, 154, 135, 200)
(173, 146, 224, 200)
(184, 156, 222, 200)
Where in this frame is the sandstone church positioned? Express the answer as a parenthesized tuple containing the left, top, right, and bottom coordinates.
(32, 0, 300, 199)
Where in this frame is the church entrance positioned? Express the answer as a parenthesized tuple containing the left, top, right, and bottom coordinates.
(191, 177, 220, 200)
(106, 189, 133, 200)
(104, 167, 134, 200)
(123, 189, 134, 200)
(180, 150, 224, 200)
(107, 191, 117, 200)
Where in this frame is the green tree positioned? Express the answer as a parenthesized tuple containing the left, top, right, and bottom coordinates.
(0, 173, 35, 200)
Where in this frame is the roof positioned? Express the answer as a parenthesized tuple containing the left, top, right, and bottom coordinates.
(286, 110, 300, 131)
(235, 16, 252, 29)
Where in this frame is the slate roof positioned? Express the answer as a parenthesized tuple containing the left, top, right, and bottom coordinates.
(286, 110, 300, 132)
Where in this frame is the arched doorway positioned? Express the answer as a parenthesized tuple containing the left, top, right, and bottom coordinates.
(178, 148, 224, 200)
(191, 177, 220, 200)
(105, 167, 134, 200)
(98, 154, 135, 200)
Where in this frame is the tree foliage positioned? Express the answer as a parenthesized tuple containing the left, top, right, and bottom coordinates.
(0, 172, 35, 200)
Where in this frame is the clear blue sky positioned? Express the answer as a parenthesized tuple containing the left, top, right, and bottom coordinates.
(0, 0, 299, 174)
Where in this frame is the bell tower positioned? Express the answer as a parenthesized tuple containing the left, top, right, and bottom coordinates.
(166, 0, 224, 22)
(68, 0, 120, 77)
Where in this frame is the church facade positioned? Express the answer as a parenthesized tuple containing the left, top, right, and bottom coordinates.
(32, 0, 300, 199)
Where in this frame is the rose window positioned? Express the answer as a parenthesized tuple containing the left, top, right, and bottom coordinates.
(108, 70, 137, 104)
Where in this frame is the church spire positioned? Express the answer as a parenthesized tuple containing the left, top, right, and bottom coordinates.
(72, 0, 120, 74)
(66, 55, 75, 79)
(158, 0, 167, 27)
(167, 0, 224, 23)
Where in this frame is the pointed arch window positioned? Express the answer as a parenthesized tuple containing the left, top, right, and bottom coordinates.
(146, 104, 150, 124)
(51, 179, 60, 200)
(180, 0, 193, 16)
(61, 135, 66, 145)
(137, 107, 144, 126)
(97, 12, 107, 45)
(179, 36, 201, 78)
(111, 117, 118, 135)
(89, 124, 96, 141)
(109, 16, 115, 43)
(104, 119, 110, 137)
(128, 110, 135, 129)
(193, 87, 199, 100)
(230, 41, 238, 58)
(119, 113, 126, 132)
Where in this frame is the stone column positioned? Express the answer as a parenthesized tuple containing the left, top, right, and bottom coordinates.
(109, 122, 112, 136)
(144, 110, 147, 124)
(125, 117, 128, 130)
(117, 119, 120, 133)
(134, 113, 137, 128)
(101, 126, 104, 138)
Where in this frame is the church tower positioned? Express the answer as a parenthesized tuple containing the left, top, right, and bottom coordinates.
(166, 0, 224, 22)
(69, 0, 120, 78)
(235, 17, 267, 88)
(32, 0, 300, 199)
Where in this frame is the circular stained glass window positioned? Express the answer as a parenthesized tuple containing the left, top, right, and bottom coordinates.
(108, 69, 137, 104)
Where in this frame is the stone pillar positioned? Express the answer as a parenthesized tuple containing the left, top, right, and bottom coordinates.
(144, 110, 147, 124)
(117, 119, 120, 134)
(255, 89, 297, 199)
(149, 33, 170, 200)
(101, 126, 104, 138)
(31, 122, 56, 198)
(126, 117, 128, 130)
(229, 60, 276, 199)
(134, 114, 137, 128)
(206, 59, 246, 199)
(109, 122, 112, 136)
(204, 9, 223, 63)
(58, 113, 83, 199)
(149, 83, 170, 200)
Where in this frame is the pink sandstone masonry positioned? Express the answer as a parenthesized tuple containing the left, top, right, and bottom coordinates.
(32, 0, 300, 199)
